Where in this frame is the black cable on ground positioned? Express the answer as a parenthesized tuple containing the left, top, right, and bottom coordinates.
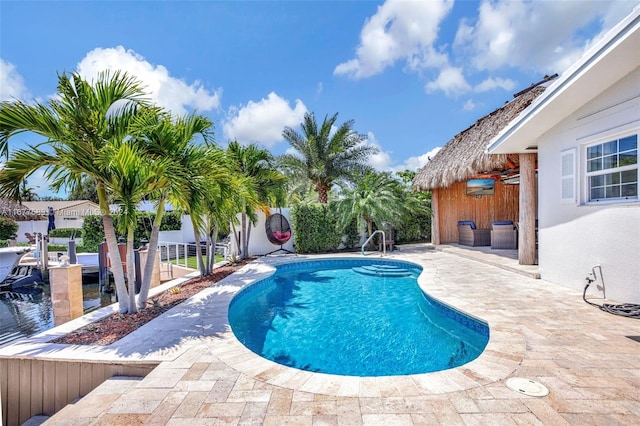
(583, 283, 640, 319)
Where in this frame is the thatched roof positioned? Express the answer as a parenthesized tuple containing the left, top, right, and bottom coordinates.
(413, 84, 548, 190)
(0, 199, 47, 221)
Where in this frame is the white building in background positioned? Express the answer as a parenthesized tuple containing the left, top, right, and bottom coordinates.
(488, 7, 640, 304)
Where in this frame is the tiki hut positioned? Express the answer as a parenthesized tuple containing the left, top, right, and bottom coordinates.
(413, 76, 555, 258)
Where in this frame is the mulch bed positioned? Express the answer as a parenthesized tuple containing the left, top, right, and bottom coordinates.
(51, 258, 254, 346)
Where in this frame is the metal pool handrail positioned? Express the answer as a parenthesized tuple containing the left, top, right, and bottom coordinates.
(362, 229, 386, 256)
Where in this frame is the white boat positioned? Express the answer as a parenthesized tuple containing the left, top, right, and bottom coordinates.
(0, 247, 30, 283)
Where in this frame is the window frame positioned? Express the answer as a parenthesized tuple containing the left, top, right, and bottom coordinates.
(584, 133, 638, 204)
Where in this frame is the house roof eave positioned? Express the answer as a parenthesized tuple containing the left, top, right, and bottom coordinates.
(487, 7, 640, 154)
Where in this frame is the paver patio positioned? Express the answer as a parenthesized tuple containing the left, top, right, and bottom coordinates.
(14, 244, 640, 425)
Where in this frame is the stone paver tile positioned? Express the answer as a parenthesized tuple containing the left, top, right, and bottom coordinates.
(172, 391, 208, 418)
(522, 398, 571, 425)
(475, 398, 529, 413)
(226, 389, 272, 403)
(449, 394, 481, 413)
(144, 391, 188, 425)
(166, 418, 238, 425)
(361, 413, 413, 425)
(410, 413, 439, 424)
(262, 415, 313, 425)
(125, 387, 172, 401)
(426, 399, 465, 425)
(205, 380, 235, 403)
(312, 414, 338, 425)
(289, 400, 338, 416)
(107, 397, 162, 414)
(93, 413, 150, 424)
(173, 380, 216, 392)
(197, 402, 246, 418)
(266, 388, 293, 415)
(241, 401, 268, 418)
(182, 362, 211, 380)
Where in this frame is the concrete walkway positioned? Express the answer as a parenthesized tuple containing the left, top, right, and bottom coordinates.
(15, 244, 640, 424)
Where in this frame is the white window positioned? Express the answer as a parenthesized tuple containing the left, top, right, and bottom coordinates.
(586, 134, 638, 202)
(561, 148, 576, 202)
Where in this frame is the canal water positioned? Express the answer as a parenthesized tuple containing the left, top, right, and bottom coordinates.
(0, 282, 116, 348)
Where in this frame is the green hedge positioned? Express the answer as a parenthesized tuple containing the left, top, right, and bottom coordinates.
(49, 228, 83, 238)
(81, 212, 183, 252)
(291, 203, 341, 253)
(0, 216, 19, 240)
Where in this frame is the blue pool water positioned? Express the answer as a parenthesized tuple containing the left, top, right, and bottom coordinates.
(228, 259, 489, 377)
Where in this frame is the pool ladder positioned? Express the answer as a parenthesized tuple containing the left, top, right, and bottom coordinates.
(361, 230, 386, 257)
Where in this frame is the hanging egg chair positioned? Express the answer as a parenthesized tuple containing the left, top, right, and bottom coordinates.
(265, 212, 293, 254)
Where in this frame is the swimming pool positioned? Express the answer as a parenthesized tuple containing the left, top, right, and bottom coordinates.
(228, 258, 489, 377)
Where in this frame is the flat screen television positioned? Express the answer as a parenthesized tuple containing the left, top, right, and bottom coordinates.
(466, 178, 494, 195)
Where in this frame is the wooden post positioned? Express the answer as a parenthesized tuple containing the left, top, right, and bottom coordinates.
(431, 188, 440, 245)
(519, 153, 537, 265)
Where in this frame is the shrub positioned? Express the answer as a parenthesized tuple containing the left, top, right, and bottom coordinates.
(291, 203, 341, 253)
(49, 227, 83, 238)
(0, 216, 19, 240)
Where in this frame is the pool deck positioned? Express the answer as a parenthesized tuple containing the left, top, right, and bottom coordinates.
(8, 243, 640, 425)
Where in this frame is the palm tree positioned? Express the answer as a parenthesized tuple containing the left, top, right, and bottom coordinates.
(0, 70, 150, 314)
(335, 171, 411, 245)
(127, 109, 228, 308)
(279, 112, 378, 203)
(226, 141, 287, 259)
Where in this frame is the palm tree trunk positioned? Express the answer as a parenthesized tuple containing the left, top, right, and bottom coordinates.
(126, 226, 138, 314)
(241, 212, 248, 259)
(317, 185, 328, 204)
(191, 214, 206, 276)
(97, 186, 130, 313)
(136, 200, 164, 310)
(209, 225, 219, 271)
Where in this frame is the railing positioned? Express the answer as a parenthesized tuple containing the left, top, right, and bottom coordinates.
(361, 230, 386, 256)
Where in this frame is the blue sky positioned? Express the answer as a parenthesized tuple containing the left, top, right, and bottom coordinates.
(1, 0, 637, 197)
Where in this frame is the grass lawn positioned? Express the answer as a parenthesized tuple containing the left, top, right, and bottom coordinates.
(170, 254, 225, 269)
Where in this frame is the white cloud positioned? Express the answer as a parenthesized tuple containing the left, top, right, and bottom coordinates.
(76, 46, 221, 116)
(334, 0, 453, 79)
(453, 0, 623, 75)
(425, 66, 471, 97)
(363, 132, 393, 170)
(0, 59, 30, 101)
(222, 92, 307, 147)
(462, 99, 476, 111)
(474, 76, 516, 92)
(396, 147, 442, 171)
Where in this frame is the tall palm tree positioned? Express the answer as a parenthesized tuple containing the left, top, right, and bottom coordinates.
(226, 141, 287, 259)
(0, 71, 149, 314)
(279, 112, 378, 203)
(98, 139, 166, 314)
(127, 109, 228, 308)
(335, 171, 410, 244)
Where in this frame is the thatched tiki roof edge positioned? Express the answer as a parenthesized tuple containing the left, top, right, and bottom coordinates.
(413, 85, 547, 190)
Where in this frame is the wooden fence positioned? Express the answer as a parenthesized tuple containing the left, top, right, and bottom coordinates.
(1, 357, 157, 426)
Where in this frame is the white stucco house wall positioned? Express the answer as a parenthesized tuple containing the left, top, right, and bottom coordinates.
(488, 6, 640, 304)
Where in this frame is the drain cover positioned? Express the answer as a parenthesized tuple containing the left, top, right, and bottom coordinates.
(505, 378, 549, 397)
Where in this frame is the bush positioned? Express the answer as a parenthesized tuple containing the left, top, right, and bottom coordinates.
(81, 211, 183, 252)
(291, 203, 341, 253)
(49, 227, 83, 238)
(0, 216, 19, 240)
